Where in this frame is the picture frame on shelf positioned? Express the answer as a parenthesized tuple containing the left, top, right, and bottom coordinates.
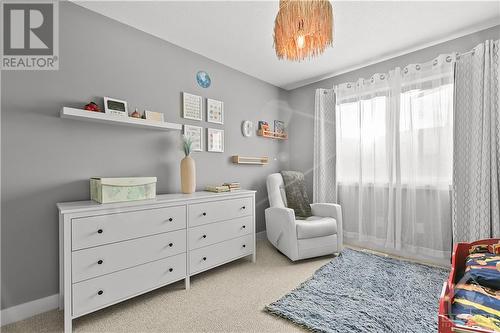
(207, 98, 224, 124)
(274, 120, 285, 134)
(104, 97, 128, 117)
(207, 128, 224, 153)
(258, 121, 269, 131)
(183, 92, 202, 121)
(144, 110, 164, 122)
(183, 125, 203, 152)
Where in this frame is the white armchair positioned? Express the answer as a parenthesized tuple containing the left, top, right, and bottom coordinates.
(265, 173, 343, 261)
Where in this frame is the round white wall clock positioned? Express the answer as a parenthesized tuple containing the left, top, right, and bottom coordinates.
(241, 120, 254, 137)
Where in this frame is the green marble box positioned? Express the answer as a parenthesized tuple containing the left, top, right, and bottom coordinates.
(90, 177, 157, 204)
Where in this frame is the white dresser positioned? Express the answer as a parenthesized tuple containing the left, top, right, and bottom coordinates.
(58, 190, 256, 332)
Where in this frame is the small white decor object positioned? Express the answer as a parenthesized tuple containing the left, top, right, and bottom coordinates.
(183, 125, 203, 152)
(104, 97, 128, 117)
(207, 98, 224, 124)
(207, 128, 224, 152)
(90, 177, 157, 203)
(144, 110, 164, 122)
(241, 120, 254, 137)
(183, 92, 202, 121)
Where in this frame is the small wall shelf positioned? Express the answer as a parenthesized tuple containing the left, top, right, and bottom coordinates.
(257, 129, 288, 140)
(232, 156, 269, 165)
(60, 107, 182, 131)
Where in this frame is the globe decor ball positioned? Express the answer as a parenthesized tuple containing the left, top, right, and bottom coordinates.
(196, 71, 211, 88)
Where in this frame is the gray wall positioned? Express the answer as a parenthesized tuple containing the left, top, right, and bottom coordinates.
(1, 3, 290, 309)
(287, 25, 500, 199)
(1, 1, 498, 312)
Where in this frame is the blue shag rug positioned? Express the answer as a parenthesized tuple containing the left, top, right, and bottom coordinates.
(265, 249, 449, 333)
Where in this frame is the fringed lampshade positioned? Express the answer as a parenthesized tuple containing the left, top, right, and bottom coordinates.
(274, 0, 333, 61)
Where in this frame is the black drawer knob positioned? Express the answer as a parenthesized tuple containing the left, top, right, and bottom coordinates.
(97, 290, 103, 295)
(168, 218, 173, 222)
(202, 234, 207, 239)
(242, 244, 246, 248)
(202, 257, 207, 261)
(97, 229, 103, 234)
(202, 212, 207, 216)
(242, 206, 246, 209)
(168, 243, 173, 247)
(97, 260, 103, 265)
(242, 225, 246, 229)
(168, 268, 173, 272)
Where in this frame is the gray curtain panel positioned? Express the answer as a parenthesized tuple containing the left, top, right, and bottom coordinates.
(452, 39, 500, 243)
(313, 88, 337, 203)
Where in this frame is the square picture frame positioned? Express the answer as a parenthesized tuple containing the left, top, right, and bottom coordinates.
(207, 128, 224, 153)
(104, 97, 128, 117)
(183, 125, 203, 152)
(207, 98, 224, 124)
(183, 92, 202, 121)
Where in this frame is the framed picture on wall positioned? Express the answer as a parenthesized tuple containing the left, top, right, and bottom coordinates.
(183, 125, 203, 152)
(207, 128, 224, 152)
(207, 98, 224, 124)
(183, 92, 202, 121)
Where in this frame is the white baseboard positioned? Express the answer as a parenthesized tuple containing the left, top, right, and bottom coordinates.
(256, 230, 266, 241)
(1, 294, 59, 327)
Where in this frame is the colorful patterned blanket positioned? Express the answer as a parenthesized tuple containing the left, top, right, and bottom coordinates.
(451, 243, 500, 332)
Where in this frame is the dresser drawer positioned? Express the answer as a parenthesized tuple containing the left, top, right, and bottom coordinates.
(188, 197, 252, 227)
(72, 206, 186, 250)
(189, 234, 253, 274)
(72, 229, 186, 283)
(72, 253, 186, 317)
(189, 216, 253, 250)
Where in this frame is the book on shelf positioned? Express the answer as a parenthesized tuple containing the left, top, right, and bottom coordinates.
(205, 185, 230, 193)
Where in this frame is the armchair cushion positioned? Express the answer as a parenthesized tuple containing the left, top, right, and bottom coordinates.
(280, 171, 312, 218)
(296, 217, 337, 239)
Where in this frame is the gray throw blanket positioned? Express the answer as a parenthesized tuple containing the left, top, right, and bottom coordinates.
(280, 171, 312, 219)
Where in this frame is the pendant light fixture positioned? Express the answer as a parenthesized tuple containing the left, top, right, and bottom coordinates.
(273, 0, 333, 61)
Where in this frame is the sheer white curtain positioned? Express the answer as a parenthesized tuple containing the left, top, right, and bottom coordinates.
(335, 54, 455, 264)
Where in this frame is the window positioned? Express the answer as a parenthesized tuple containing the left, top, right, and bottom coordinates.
(336, 83, 453, 186)
(399, 83, 453, 185)
(336, 96, 388, 184)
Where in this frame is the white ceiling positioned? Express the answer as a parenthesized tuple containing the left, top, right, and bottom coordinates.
(75, 1, 500, 90)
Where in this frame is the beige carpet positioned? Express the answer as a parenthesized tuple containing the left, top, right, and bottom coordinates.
(2, 239, 333, 333)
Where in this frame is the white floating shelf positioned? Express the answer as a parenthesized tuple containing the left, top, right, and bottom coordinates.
(60, 107, 182, 131)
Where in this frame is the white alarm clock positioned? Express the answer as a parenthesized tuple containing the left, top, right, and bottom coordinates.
(104, 97, 128, 117)
(241, 120, 254, 137)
